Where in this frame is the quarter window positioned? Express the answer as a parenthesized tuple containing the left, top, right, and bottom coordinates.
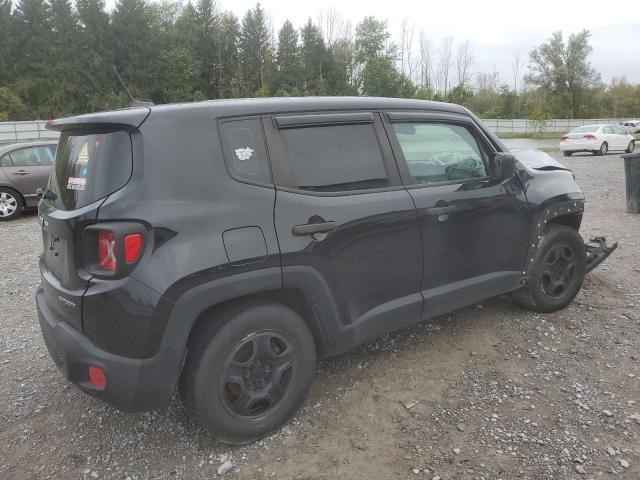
(220, 118, 271, 185)
(279, 124, 389, 192)
(392, 123, 488, 185)
(0, 154, 12, 167)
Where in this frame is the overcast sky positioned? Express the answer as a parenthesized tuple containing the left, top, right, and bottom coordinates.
(107, 0, 640, 85)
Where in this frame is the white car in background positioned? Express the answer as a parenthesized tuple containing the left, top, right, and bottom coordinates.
(622, 120, 640, 134)
(559, 124, 635, 157)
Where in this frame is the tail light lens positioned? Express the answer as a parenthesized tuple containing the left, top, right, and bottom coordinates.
(583, 134, 597, 140)
(98, 231, 116, 271)
(560, 135, 568, 141)
(124, 233, 142, 263)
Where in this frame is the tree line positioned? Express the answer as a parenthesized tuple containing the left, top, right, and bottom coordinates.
(0, 0, 639, 121)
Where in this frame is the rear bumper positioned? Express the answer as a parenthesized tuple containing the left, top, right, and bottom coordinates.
(560, 140, 598, 152)
(37, 286, 180, 411)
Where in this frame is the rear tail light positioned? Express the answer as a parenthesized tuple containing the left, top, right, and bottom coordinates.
(560, 135, 568, 141)
(124, 233, 142, 263)
(98, 231, 116, 271)
(583, 134, 597, 140)
(85, 223, 146, 277)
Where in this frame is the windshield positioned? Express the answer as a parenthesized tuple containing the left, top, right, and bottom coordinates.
(48, 130, 132, 210)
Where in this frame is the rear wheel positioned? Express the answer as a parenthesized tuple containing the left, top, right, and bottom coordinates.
(512, 225, 586, 313)
(0, 188, 22, 221)
(179, 302, 316, 444)
(595, 142, 608, 156)
(626, 140, 635, 153)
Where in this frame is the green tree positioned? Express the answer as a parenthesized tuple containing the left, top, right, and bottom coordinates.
(239, 3, 271, 95)
(111, 0, 152, 99)
(526, 30, 600, 118)
(274, 20, 300, 93)
(0, 0, 16, 85)
(215, 12, 240, 98)
(300, 19, 326, 94)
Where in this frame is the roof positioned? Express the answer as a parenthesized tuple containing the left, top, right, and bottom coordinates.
(152, 96, 467, 117)
(47, 97, 469, 131)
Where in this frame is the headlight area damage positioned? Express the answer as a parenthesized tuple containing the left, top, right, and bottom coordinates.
(515, 148, 617, 278)
(584, 236, 618, 273)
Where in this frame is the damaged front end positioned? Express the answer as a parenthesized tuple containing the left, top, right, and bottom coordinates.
(585, 236, 618, 274)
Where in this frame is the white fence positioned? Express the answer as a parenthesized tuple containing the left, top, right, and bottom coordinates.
(0, 120, 60, 144)
(0, 117, 635, 143)
(482, 118, 634, 134)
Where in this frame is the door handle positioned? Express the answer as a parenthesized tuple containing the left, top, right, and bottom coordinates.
(13, 170, 29, 176)
(291, 221, 337, 236)
(425, 205, 459, 216)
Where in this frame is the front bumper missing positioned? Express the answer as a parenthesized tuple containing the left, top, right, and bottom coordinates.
(585, 236, 617, 274)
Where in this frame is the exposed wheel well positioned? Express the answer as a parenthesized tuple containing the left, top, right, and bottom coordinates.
(184, 288, 326, 361)
(547, 212, 582, 231)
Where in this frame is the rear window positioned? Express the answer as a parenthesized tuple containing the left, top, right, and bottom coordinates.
(48, 130, 132, 210)
(279, 124, 389, 192)
(570, 126, 599, 133)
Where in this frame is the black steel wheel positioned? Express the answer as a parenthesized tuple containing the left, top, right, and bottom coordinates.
(180, 301, 316, 444)
(512, 225, 586, 313)
(219, 330, 295, 418)
(539, 244, 576, 299)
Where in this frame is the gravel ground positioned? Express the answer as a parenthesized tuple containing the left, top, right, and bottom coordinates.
(1, 151, 638, 480)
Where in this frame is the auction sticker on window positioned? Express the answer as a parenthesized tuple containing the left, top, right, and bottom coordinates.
(67, 177, 86, 191)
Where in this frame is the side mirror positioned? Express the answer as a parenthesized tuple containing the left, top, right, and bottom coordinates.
(492, 153, 517, 181)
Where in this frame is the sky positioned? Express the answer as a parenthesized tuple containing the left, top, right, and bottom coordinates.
(106, 0, 640, 85)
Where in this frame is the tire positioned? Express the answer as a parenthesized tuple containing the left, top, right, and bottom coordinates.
(562, 151, 572, 157)
(595, 142, 608, 156)
(179, 301, 316, 444)
(511, 225, 586, 313)
(626, 140, 635, 153)
(0, 187, 23, 221)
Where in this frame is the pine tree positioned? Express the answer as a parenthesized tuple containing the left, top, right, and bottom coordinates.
(300, 19, 326, 95)
(239, 3, 271, 96)
(274, 20, 300, 94)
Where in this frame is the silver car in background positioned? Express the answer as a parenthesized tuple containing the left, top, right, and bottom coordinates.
(0, 141, 57, 220)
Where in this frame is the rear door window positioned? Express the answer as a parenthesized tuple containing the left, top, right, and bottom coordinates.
(9, 146, 54, 167)
(277, 123, 389, 192)
(48, 130, 132, 210)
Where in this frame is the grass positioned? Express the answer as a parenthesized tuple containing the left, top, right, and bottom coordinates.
(496, 132, 562, 140)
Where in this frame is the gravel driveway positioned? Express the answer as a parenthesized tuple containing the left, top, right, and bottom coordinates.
(1, 151, 638, 480)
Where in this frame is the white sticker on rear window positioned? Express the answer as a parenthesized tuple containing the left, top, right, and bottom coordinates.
(77, 142, 90, 165)
(234, 147, 254, 161)
(67, 177, 86, 191)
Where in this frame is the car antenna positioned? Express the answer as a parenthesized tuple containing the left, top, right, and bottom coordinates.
(112, 66, 154, 108)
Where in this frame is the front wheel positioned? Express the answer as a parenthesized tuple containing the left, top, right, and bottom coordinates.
(179, 302, 316, 444)
(626, 140, 635, 153)
(512, 225, 587, 313)
(562, 151, 572, 157)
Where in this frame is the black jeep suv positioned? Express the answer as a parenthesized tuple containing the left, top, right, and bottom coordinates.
(37, 97, 615, 444)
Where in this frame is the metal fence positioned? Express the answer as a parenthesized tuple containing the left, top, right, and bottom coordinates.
(480, 118, 633, 134)
(0, 121, 60, 144)
(0, 117, 636, 143)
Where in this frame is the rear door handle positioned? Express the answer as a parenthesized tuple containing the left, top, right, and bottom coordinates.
(13, 170, 29, 176)
(425, 205, 459, 216)
(291, 221, 337, 236)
